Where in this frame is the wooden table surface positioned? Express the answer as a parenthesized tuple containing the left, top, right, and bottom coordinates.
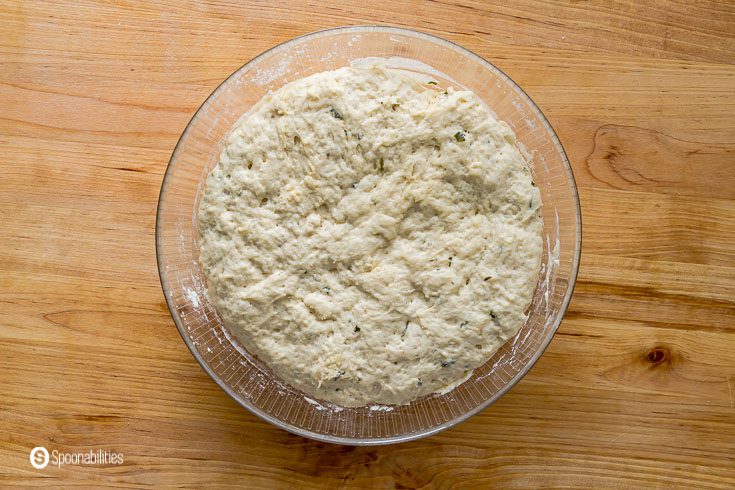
(2, 1, 734, 487)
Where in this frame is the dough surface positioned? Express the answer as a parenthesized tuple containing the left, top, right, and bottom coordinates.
(198, 66, 543, 407)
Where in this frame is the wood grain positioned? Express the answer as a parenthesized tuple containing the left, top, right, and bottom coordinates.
(1, 1, 734, 487)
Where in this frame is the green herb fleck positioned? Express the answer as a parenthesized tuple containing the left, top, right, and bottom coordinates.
(428, 81, 438, 85)
(440, 359, 455, 368)
(354, 325, 360, 333)
(391, 103, 400, 111)
(329, 107, 343, 120)
(379, 157, 385, 173)
(454, 131, 466, 142)
(333, 370, 345, 380)
(531, 181, 538, 187)
(459, 321, 469, 328)
(483, 276, 492, 281)
(490, 311, 498, 320)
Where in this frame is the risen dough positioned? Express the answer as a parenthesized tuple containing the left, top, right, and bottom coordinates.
(198, 66, 543, 407)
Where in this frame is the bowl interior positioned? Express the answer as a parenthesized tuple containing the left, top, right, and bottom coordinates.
(157, 26, 580, 444)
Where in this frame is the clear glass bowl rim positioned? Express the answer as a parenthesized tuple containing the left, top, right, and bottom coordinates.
(156, 25, 582, 445)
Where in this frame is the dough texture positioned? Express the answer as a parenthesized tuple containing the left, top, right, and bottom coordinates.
(198, 66, 543, 407)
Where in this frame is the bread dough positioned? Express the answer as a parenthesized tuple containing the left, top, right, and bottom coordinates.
(198, 66, 543, 407)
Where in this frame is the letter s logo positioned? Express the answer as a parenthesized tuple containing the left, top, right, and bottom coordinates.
(30, 447, 49, 469)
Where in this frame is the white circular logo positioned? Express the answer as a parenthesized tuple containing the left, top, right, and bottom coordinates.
(30, 447, 49, 469)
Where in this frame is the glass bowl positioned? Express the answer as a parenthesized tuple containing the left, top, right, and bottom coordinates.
(156, 26, 581, 445)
